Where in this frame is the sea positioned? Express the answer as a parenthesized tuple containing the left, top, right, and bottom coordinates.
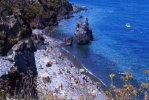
(51, 0, 149, 87)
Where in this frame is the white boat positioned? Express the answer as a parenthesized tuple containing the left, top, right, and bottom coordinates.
(125, 23, 131, 28)
(118, 72, 127, 75)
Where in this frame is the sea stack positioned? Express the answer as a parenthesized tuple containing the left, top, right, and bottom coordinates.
(75, 17, 93, 44)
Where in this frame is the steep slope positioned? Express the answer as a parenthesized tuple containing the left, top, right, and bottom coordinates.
(0, 0, 73, 55)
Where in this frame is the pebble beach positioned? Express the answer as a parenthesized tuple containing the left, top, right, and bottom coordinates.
(35, 30, 105, 100)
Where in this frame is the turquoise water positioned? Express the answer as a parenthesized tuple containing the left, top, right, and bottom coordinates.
(53, 0, 149, 87)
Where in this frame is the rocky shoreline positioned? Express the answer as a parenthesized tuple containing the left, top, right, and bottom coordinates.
(60, 47, 107, 90)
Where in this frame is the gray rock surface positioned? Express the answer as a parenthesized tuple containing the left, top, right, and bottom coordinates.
(0, 57, 13, 77)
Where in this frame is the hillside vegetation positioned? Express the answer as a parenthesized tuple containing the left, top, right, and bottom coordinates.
(0, 0, 72, 55)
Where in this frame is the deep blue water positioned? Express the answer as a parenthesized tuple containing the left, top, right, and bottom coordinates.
(52, 0, 149, 87)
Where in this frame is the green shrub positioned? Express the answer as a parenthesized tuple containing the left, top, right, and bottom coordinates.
(8, 38, 17, 46)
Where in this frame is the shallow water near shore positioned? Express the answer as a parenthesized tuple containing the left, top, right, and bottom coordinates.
(51, 0, 149, 87)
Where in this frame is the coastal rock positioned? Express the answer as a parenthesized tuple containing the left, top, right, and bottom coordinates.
(64, 37, 73, 46)
(75, 17, 93, 44)
(57, 1, 73, 20)
(72, 4, 87, 13)
(0, 8, 20, 55)
(29, 0, 73, 28)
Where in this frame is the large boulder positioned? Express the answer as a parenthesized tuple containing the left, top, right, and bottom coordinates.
(75, 17, 93, 44)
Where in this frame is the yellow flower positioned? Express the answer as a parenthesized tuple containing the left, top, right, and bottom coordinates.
(139, 82, 146, 92)
(123, 84, 135, 91)
(141, 82, 146, 87)
(105, 91, 111, 97)
(140, 82, 149, 89)
(109, 73, 116, 79)
(132, 90, 137, 96)
(126, 72, 133, 80)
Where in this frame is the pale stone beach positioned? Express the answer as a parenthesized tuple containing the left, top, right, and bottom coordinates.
(34, 30, 105, 100)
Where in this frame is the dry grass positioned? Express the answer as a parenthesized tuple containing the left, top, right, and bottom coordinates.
(105, 71, 149, 100)
(0, 70, 38, 99)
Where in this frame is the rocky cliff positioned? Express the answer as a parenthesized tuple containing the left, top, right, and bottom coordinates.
(0, 0, 73, 55)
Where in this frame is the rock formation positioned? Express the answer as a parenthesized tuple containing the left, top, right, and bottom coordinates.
(75, 17, 93, 44)
(72, 4, 87, 13)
